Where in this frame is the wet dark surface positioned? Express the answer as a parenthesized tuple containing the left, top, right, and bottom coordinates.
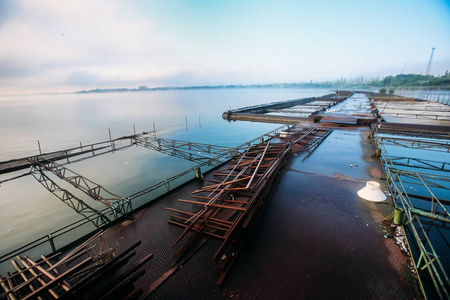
(58, 127, 422, 299)
(290, 129, 370, 179)
(222, 171, 419, 299)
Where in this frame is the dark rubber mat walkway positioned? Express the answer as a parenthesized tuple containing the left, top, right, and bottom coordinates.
(61, 128, 422, 299)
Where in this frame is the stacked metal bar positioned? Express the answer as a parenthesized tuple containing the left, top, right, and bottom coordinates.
(167, 126, 333, 283)
(0, 230, 153, 300)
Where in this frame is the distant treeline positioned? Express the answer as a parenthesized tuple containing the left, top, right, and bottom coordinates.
(363, 73, 450, 88)
(77, 83, 339, 94)
(76, 73, 450, 94)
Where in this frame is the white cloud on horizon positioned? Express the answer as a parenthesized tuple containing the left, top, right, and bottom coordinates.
(0, 0, 449, 95)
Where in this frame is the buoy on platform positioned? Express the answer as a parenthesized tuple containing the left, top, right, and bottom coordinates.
(357, 181, 387, 202)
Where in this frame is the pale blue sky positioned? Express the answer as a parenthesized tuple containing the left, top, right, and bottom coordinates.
(0, 0, 449, 94)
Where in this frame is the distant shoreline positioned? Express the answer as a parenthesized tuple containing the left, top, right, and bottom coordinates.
(1, 74, 449, 97)
(76, 83, 339, 94)
(76, 83, 450, 95)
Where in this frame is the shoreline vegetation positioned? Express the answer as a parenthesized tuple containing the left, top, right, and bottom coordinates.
(77, 73, 450, 94)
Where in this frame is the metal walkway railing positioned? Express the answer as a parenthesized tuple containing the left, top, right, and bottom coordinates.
(372, 124, 450, 299)
(0, 125, 290, 270)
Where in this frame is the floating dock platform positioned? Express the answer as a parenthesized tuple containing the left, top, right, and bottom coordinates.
(223, 91, 379, 125)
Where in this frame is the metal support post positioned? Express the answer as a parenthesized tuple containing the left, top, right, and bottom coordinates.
(47, 234, 56, 252)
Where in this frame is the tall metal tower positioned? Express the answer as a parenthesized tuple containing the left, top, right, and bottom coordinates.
(426, 47, 435, 76)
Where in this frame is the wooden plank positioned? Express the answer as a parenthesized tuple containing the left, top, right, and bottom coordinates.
(22, 257, 92, 300)
(65, 241, 142, 297)
(11, 260, 42, 300)
(5, 273, 17, 300)
(47, 230, 105, 271)
(41, 255, 72, 291)
(5, 252, 61, 282)
(0, 274, 17, 300)
(168, 213, 232, 228)
(17, 255, 59, 299)
(24, 256, 71, 292)
(95, 253, 153, 300)
(168, 221, 226, 239)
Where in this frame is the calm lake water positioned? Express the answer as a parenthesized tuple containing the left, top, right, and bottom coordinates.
(0, 88, 330, 270)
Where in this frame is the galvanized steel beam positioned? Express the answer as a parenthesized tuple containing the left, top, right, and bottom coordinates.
(372, 123, 450, 299)
(28, 157, 132, 219)
(30, 167, 111, 228)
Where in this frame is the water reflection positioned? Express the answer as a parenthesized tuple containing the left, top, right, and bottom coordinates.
(0, 88, 329, 265)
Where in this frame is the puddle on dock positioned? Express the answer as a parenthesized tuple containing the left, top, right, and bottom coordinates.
(289, 129, 379, 181)
(325, 93, 373, 115)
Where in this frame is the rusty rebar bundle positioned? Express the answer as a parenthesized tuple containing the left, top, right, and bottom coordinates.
(166, 126, 333, 283)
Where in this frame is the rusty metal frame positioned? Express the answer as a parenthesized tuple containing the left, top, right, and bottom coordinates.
(134, 135, 237, 165)
(377, 136, 450, 153)
(0, 126, 291, 271)
(388, 156, 450, 173)
(167, 126, 334, 283)
(376, 125, 450, 140)
(380, 112, 450, 121)
(377, 104, 450, 112)
(30, 167, 111, 228)
(28, 157, 132, 219)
